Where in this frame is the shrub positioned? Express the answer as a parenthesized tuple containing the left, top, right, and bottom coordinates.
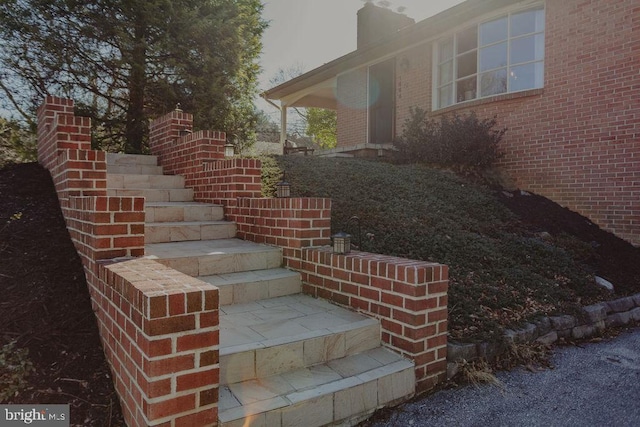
(394, 108, 506, 173)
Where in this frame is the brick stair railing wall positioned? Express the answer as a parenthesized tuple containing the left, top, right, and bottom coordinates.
(37, 96, 221, 427)
(149, 109, 262, 212)
(301, 248, 449, 392)
(149, 108, 450, 394)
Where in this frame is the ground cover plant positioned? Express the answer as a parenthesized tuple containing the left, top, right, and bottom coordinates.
(268, 156, 640, 342)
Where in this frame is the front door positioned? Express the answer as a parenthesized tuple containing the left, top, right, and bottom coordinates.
(368, 58, 395, 145)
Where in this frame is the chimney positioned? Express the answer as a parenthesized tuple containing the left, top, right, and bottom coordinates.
(357, 2, 415, 49)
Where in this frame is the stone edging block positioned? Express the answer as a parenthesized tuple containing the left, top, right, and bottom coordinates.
(446, 292, 640, 377)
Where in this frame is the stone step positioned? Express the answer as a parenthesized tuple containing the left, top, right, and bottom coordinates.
(107, 163, 164, 175)
(144, 239, 282, 276)
(107, 188, 194, 202)
(107, 173, 185, 190)
(145, 221, 237, 243)
(200, 268, 302, 306)
(219, 347, 414, 427)
(219, 294, 381, 385)
(106, 153, 159, 165)
(145, 201, 225, 223)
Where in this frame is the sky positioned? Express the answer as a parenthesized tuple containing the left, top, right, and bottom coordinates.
(257, 0, 465, 118)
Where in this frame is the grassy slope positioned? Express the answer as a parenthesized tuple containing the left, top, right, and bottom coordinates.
(265, 156, 608, 342)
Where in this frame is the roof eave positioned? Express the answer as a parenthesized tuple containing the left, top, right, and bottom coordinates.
(262, 0, 520, 102)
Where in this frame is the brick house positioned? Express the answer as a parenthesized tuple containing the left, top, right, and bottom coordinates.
(263, 0, 640, 246)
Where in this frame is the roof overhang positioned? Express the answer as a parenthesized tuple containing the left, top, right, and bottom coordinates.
(262, 0, 523, 109)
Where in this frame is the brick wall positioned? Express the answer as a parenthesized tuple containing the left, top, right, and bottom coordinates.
(149, 111, 262, 212)
(92, 259, 219, 426)
(337, 69, 369, 148)
(37, 97, 220, 427)
(233, 198, 332, 269)
(336, 0, 640, 245)
(300, 248, 448, 392)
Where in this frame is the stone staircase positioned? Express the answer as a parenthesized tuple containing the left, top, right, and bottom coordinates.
(106, 153, 415, 427)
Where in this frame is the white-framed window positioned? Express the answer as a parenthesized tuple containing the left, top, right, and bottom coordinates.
(435, 5, 545, 109)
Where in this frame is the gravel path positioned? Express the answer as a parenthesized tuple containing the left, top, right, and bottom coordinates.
(368, 327, 640, 427)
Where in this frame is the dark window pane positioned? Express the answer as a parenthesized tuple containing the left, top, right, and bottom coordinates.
(480, 42, 507, 72)
(511, 7, 545, 37)
(480, 17, 507, 46)
(457, 76, 477, 102)
(481, 69, 508, 96)
(510, 34, 544, 65)
(457, 51, 477, 79)
(456, 26, 478, 54)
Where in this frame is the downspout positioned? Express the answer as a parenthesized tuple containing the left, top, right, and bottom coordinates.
(261, 94, 287, 154)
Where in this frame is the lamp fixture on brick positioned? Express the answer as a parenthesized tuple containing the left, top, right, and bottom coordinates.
(331, 231, 351, 254)
(224, 143, 235, 157)
(276, 172, 291, 198)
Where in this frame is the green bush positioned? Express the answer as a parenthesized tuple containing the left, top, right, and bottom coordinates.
(394, 108, 506, 173)
(0, 118, 37, 168)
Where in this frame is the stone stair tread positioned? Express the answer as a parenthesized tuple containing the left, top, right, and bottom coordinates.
(218, 347, 415, 426)
(201, 268, 301, 306)
(144, 238, 282, 276)
(201, 268, 298, 287)
(145, 238, 278, 259)
(220, 294, 378, 355)
(106, 153, 158, 165)
(107, 164, 164, 175)
(107, 188, 194, 202)
(146, 220, 231, 227)
(107, 173, 185, 189)
(145, 201, 223, 208)
(145, 220, 237, 243)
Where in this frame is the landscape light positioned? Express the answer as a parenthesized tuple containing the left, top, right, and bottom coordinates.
(332, 231, 351, 254)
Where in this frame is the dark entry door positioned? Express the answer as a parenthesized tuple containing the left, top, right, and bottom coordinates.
(369, 58, 395, 145)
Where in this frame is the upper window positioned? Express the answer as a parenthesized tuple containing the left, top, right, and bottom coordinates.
(435, 5, 545, 109)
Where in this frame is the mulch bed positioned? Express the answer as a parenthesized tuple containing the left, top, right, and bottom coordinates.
(0, 163, 124, 426)
(499, 190, 640, 295)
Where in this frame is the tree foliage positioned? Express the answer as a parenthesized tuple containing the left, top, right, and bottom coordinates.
(306, 108, 337, 148)
(0, 118, 36, 168)
(0, 0, 267, 153)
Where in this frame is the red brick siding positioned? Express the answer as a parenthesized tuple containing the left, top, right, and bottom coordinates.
(337, 68, 369, 147)
(300, 248, 448, 392)
(337, 0, 640, 245)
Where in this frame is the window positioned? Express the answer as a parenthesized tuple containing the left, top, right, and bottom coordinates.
(435, 5, 544, 109)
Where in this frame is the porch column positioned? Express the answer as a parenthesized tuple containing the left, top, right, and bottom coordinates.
(280, 105, 287, 154)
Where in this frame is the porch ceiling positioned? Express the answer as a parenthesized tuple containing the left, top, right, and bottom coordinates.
(278, 81, 337, 109)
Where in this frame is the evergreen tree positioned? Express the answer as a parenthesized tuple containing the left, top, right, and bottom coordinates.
(0, 0, 267, 153)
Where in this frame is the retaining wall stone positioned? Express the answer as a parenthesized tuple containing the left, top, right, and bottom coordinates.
(447, 293, 640, 377)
